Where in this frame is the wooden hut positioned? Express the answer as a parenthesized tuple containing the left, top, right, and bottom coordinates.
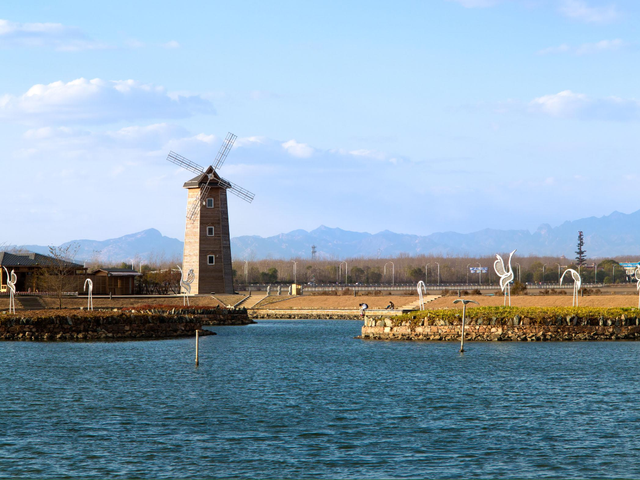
(91, 268, 141, 295)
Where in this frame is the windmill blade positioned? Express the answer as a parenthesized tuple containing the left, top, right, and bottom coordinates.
(167, 151, 206, 175)
(212, 132, 238, 171)
(218, 176, 254, 203)
(187, 179, 212, 220)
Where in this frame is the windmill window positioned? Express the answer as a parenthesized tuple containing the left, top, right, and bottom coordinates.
(207, 255, 215, 265)
(206, 198, 214, 208)
(207, 226, 215, 236)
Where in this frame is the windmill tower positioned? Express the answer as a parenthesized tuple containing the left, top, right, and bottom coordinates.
(167, 132, 254, 294)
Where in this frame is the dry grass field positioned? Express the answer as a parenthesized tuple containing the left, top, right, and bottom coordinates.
(427, 294, 640, 310)
(254, 295, 418, 310)
(0, 295, 234, 310)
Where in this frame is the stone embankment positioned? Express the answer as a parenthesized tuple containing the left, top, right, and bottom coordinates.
(249, 309, 407, 320)
(362, 317, 640, 341)
(0, 309, 252, 341)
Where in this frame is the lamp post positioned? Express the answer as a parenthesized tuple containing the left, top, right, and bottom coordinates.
(477, 262, 482, 285)
(435, 262, 440, 285)
(556, 263, 561, 284)
(516, 263, 521, 283)
(340, 261, 348, 285)
(244, 260, 249, 284)
(542, 264, 547, 285)
(466, 263, 471, 285)
(594, 263, 598, 283)
(384, 262, 395, 285)
(425, 263, 430, 284)
(613, 265, 616, 284)
(292, 261, 298, 285)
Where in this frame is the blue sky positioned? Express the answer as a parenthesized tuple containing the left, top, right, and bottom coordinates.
(1, 0, 639, 245)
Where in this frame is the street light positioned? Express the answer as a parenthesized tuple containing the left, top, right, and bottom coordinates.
(383, 262, 395, 285)
(477, 262, 482, 285)
(613, 265, 616, 284)
(244, 260, 249, 284)
(292, 261, 298, 285)
(556, 263, 561, 283)
(542, 263, 547, 285)
(466, 263, 471, 285)
(425, 263, 430, 284)
(594, 263, 598, 283)
(340, 261, 348, 285)
(435, 262, 440, 285)
(516, 263, 521, 283)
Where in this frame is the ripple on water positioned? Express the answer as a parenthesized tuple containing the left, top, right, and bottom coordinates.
(0, 320, 639, 478)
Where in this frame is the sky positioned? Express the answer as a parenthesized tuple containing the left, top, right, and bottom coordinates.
(1, 0, 640, 245)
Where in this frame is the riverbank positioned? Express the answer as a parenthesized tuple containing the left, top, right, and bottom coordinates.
(0, 308, 253, 341)
(361, 306, 640, 341)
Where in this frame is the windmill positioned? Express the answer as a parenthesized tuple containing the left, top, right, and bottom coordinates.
(167, 132, 254, 294)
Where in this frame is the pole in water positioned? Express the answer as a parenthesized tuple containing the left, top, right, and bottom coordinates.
(453, 299, 479, 353)
(195, 330, 200, 366)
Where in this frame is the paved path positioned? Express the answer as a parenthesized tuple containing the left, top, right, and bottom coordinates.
(399, 295, 441, 310)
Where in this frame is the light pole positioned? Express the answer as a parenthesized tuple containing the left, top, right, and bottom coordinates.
(613, 265, 616, 284)
(556, 263, 561, 284)
(516, 263, 521, 283)
(244, 260, 249, 284)
(384, 262, 395, 285)
(339, 261, 348, 285)
(466, 263, 471, 285)
(542, 263, 547, 285)
(594, 263, 598, 283)
(425, 263, 430, 284)
(435, 262, 440, 285)
(292, 261, 298, 285)
(477, 262, 482, 285)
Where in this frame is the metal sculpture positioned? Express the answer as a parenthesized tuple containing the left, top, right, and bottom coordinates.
(453, 299, 479, 353)
(3, 267, 16, 314)
(417, 281, 427, 310)
(494, 249, 516, 306)
(634, 265, 640, 309)
(560, 268, 582, 307)
(177, 265, 196, 306)
(84, 278, 94, 311)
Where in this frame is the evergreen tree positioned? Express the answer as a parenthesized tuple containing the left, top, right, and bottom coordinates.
(575, 231, 587, 267)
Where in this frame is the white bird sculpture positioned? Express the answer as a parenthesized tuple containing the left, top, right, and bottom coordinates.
(560, 268, 582, 307)
(84, 278, 94, 311)
(417, 281, 427, 310)
(635, 265, 640, 309)
(3, 267, 16, 314)
(494, 249, 516, 306)
(177, 265, 195, 306)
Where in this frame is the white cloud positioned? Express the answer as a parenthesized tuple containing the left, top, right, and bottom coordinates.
(0, 18, 107, 51)
(0, 78, 215, 124)
(162, 40, 180, 49)
(559, 0, 619, 23)
(281, 139, 314, 158)
(447, 0, 501, 7)
(538, 39, 627, 55)
(529, 90, 640, 120)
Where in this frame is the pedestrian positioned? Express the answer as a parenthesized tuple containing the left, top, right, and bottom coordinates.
(360, 302, 369, 317)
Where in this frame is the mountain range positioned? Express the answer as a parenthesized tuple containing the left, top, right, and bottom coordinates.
(11, 209, 640, 262)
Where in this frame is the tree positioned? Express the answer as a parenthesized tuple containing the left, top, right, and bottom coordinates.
(39, 244, 81, 309)
(407, 267, 425, 283)
(575, 231, 587, 268)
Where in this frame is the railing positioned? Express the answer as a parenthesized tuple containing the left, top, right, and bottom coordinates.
(237, 283, 607, 293)
(0, 291, 79, 297)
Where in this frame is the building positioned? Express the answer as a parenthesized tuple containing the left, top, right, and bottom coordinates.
(182, 167, 234, 294)
(90, 268, 141, 295)
(0, 251, 86, 293)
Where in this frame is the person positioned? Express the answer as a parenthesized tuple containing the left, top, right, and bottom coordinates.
(359, 303, 369, 317)
(385, 301, 395, 310)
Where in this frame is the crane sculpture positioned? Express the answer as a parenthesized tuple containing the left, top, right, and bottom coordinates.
(84, 278, 94, 311)
(3, 267, 16, 314)
(417, 281, 427, 310)
(635, 265, 640, 309)
(494, 249, 516, 306)
(167, 132, 254, 295)
(560, 268, 582, 307)
(177, 265, 195, 306)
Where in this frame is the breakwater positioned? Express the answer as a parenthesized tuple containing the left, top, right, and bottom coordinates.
(362, 316, 640, 341)
(249, 309, 406, 320)
(0, 309, 252, 341)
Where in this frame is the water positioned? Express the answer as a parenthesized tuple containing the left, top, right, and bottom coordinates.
(0, 320, 639, 479)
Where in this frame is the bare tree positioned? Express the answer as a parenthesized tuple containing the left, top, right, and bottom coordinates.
(39, 243, 81, 309)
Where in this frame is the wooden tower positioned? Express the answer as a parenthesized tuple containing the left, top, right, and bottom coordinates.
(167, 133, 254, 295)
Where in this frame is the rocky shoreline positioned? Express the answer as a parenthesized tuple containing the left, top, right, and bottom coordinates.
(361, 317, 640, 341)
(0, 310, 253, 341)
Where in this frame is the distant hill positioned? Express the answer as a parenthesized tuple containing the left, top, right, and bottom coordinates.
(18, 228, 183, 263)
(11, 209, 640, 262)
